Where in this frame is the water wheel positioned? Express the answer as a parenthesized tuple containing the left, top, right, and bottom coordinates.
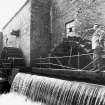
(0, 47, 25, 68)
(50, 36, 93, 70)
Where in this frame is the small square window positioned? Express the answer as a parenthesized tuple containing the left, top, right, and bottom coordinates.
(65, 20, 75, 37)
(69, 28, 73, 32)
(11, 30, 20, 37)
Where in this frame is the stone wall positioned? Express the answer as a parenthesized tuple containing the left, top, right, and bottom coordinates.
(30, 0, 51, 66)
(2, 0, 105, 67)
(2, 0, 31, 66)
(0, 32, 3, 56)
(51, 0, 105, 48)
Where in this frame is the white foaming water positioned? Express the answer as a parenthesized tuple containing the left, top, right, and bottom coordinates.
(0, 92, 44, 105)
(11, 73, 105, 105)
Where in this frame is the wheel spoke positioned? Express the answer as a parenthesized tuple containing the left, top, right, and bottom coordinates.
(53, 55, 64, 69)
(68, 47, 73, 65)
(49, 37, 93, 71)
(81, 60, 94, 70)
(78, 52, 80, 69)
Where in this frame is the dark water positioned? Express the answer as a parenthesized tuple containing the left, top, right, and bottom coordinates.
(11, 73, 105, 105)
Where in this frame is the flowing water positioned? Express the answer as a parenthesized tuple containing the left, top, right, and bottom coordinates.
(11, 73, 105, 105)
(11, 73, 33, 95)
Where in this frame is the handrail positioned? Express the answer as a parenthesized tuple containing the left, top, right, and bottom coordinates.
(36, 53, 93, 60)
(36, 62, 76, 70)
(0, 58, 24, 61)
(8, 57, 24, 60)
(34, 52, 94, 70)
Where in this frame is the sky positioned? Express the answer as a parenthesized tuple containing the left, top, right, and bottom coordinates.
(0, 0, 27, 30)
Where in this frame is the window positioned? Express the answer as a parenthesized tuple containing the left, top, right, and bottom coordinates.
(65, 20, 75, 37)
(11, 29, 20, 37)
(69, 27, 73, 32)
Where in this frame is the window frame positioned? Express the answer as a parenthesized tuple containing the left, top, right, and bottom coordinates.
(65, 20, 75, 37)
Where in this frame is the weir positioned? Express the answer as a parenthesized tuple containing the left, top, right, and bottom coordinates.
(11, 73, 105, 105)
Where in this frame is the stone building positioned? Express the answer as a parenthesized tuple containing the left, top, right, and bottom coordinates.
(2, 0, 105, 67)
(0, 32, 3, 56)
(2, 0, 50, 66)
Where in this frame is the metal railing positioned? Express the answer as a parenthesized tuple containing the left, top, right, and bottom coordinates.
(35, 52, 94, 71)
(0, 57, 25, 76)
(1, 57, 24, 67)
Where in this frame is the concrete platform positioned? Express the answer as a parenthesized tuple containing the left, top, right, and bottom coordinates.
(32, 68, 105, 85)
